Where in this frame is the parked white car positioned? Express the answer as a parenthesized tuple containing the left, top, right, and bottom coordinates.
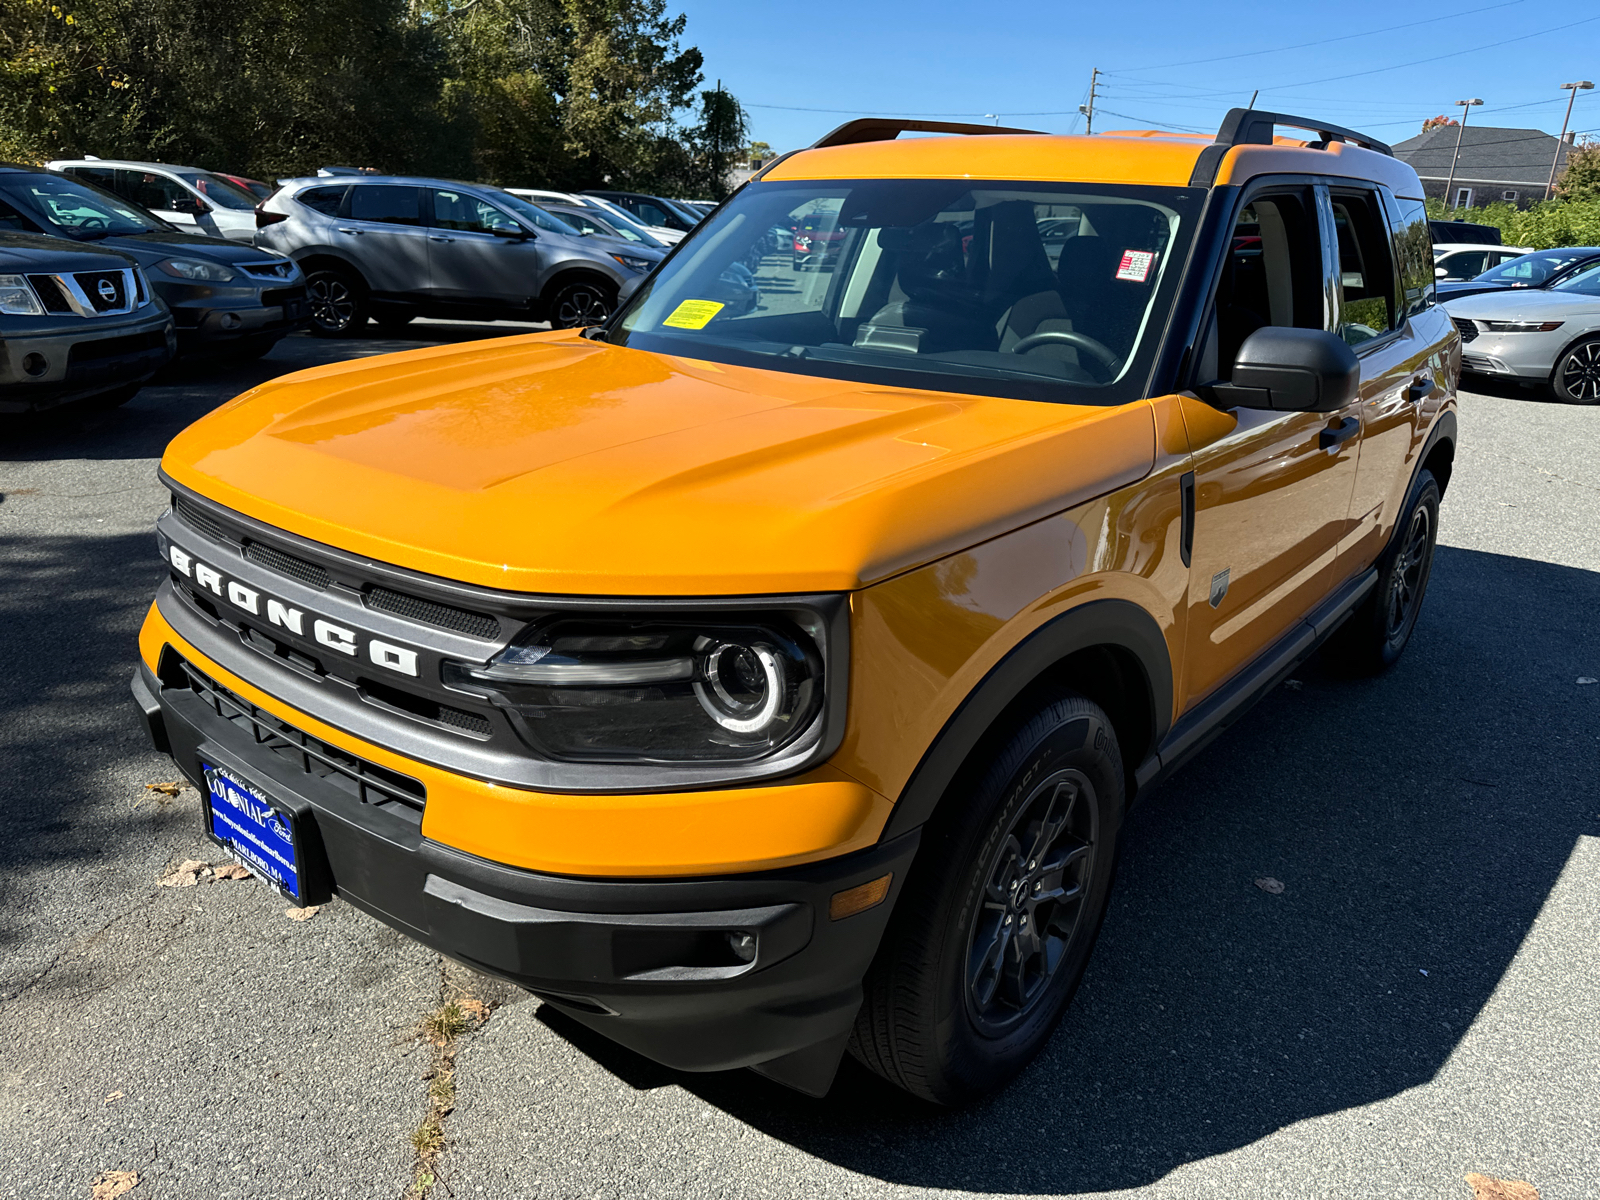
(1433, 242, 1533, 282)
(45, 158, 260, 241)
(505, 189, 685, 245)
(1444, 260, 1600, 402)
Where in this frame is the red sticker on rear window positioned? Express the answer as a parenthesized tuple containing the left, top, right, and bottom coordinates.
(1116, 250, 1156, 282)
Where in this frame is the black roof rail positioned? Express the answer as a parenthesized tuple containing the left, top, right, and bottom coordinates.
(812, 118, 1047, 149)
(1189, 107, 1393, 187)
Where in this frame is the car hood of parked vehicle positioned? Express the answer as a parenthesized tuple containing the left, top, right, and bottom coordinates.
(160, 330, 1159, 595)
(72, 228, 292, 267)
(1444, 288, 1600, 320)
(0, 230, 143, 271)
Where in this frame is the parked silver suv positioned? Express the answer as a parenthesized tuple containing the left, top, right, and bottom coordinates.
(254, 176, 665, 334)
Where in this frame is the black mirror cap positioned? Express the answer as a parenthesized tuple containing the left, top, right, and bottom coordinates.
(1230, 326, 1361, 413)
(493, 226, 533, 240)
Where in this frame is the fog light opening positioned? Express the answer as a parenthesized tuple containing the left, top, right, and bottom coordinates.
(21, 352, 48, 377)
(726, 930, 757, 963)
(830, 873, 893, 921)
(219, 312, 244, 330)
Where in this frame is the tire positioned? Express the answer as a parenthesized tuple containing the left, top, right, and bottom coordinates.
(545, 279, 615, 329)
(1324, 469, 1440, 675)
(851, 693, 1124, 1105)
(305, 268, 367, 337)
(1551, 335, 1600, 404)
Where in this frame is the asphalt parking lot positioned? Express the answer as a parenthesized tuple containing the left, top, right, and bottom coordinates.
(1, 322, 1597, 1200)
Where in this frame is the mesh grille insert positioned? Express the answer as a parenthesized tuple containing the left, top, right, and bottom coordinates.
(365, 585, 499, 639)
(244, 540, 332, 590)
(1453, 317, 1478, 343)
(173, 497, 233, 545)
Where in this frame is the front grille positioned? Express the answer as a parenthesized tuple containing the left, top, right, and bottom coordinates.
(1454, 317, 1479, 343)
(26, 274, 73, 313)
(167, 652, 426, 814)
(244, 540, 331, 590)
(365, 585, 499, 639)
(261, 286, 307, 308)
(74, 269, 128, 313)
(67, 330, 167, 364)
(174, 496, 234, 546)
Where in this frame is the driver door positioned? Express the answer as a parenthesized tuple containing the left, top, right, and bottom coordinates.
(425, 188, 545, 308)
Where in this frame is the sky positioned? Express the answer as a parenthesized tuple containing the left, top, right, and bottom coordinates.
(674, 0, 1600, 153)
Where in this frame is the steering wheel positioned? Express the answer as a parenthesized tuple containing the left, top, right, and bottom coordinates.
(78, 217, 108, 230)
(1009, 329, 1123, 375)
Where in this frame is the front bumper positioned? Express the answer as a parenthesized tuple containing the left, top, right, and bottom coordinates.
(1454, 327, 1569, 380)
(131, 647, 916, 1077)
(0, 307, 174, 412)
(155, 279, 309, 352)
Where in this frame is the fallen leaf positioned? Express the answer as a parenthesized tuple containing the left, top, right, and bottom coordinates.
(1465, 1173, 1540, 1200)
(102, 1091, 122, 1105)
(144, 781, 187, 797)
(157, 859, 211, 888)
(90, 1169, 138, 1199)
(285, 905, 321, 922)
(213, 863, 252, 881)
(1254, 877, 1286, 895)
(1578, 677, 1597, 686)
(1282, 679, 1303, 691)
(458, 997, 490, 1024)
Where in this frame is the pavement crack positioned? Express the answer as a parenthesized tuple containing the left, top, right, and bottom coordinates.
(0, 895, 156, 1005)
(402, 956, 494, 1200)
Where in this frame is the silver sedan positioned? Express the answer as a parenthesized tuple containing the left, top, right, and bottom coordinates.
(1444, 262, 1600, 402)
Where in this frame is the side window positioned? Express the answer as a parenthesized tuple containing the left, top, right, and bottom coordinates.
(115, 169, 189, 212)
(1210, 189, 1324, 376)
(296, 185, 347, 216)
(1387, 195, 1434, 320)
(68, 166, 118, 192)
(1329, 190, 1398, 345)
(635, 201, 674, 227)
(346, 185, 422, 226)
(1442, 249, 1487, 280)
(431, 189, 522, 234)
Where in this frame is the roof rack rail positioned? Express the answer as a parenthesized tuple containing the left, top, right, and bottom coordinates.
(1189, 107, 1393, 186)
(812, 118, 1047, 149)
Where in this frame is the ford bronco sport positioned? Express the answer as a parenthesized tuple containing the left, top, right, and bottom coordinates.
(132, 109, 1457, 1105)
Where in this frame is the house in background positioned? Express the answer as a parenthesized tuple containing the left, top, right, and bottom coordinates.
(1394, 125, 1576, 210)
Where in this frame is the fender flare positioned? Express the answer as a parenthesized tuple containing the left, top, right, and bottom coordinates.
(1415, 406, 1457, 497)
(879, 598, 1173, 841)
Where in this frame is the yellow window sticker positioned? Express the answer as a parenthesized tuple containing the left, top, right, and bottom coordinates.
(661, 300, 726, 330)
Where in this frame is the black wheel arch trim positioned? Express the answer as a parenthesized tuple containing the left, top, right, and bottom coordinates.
(879, 598, 1172, 842)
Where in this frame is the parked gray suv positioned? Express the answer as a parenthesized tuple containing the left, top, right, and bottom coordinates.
(254, 177, 665, 335)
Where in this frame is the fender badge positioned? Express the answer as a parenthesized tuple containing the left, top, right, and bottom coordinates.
(1209, 568, 1230, 609)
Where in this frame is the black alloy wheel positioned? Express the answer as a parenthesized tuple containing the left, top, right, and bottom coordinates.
(1383, 502, 1434, 646)
(548, 280, 615, 329)
(965, 768, 1099, 1034)
(1553, 336, 1600, 404)
(306, 268, 367, 337)
(851, 693, 1123, 1105)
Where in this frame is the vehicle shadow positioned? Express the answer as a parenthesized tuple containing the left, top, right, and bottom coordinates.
(538, 543, 1600, 1193)
(0, 322, 545, 464)
(1461, 373, 1562, 404)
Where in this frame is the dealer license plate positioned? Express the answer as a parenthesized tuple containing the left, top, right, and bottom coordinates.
(202, 764, 303, 902)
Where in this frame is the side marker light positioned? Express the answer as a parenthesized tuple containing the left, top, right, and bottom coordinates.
(829, 873, 893, 921)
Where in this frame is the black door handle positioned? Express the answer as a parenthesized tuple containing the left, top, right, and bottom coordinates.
(1319, 416, 1360, 451)
(1405, 376, 1432, 402)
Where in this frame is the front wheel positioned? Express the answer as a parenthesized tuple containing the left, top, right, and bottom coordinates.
(851, 694, 1123, 1105)
(306, 268, 367, 337)
(1552, 336, 1600, 404)
(546, 279, 615, 329)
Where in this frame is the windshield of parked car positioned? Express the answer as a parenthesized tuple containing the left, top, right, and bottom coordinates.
(1550, 261, 1600, 296)
(0, 172, 168, 239)
(491, 191, 584, 235)
(552, 207, 660, 246)
(1476, 249, 1597, 286)
(612, 177, 1203, 404)
(174, 171, 258, 210)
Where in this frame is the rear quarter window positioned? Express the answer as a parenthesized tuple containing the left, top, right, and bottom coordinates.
(296, 185, 348, 216)
(1388, 196, 1434, 320)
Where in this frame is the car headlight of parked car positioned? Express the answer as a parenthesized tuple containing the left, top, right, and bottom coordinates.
(441, 616, 826, 764)
(156, 258, 237, 282)
(611, 254, 655, 274)
(0, 274, 44, 316)
(1480, 320, 1564, 332)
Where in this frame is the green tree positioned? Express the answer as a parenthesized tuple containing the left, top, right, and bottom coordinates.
(1554, 138, 1600, 203)
(685, 81, 747, 198)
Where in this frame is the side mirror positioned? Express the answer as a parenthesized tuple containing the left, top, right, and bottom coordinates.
(171, 197, 210, 215)
(1434, 266, 1449, 279)
(1204, 326, 1360, 413)
(617, 276, 644, 304)
(492, 226, 532, 240)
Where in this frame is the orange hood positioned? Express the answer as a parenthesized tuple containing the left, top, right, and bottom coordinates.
(162, 331, 1156, 595)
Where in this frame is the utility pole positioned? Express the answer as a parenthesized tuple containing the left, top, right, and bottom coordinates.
(1442, 98, 1483, 212)
(1547, 81, 1593, 199)
(1078, 68, 1099, 136)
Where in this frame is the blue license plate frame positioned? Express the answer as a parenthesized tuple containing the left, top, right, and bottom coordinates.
(201, 762, 305, 904)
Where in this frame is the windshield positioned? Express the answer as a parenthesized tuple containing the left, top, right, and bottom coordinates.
(1551, 261, 1600, 296)
(0, 172, 167, 239)
(175, 171, 258, 211)
(1477, 249, 1596, 286)
(492, 192, 583, 235)
(585, 200, 665, 242)
(612, 178, 1203, 404)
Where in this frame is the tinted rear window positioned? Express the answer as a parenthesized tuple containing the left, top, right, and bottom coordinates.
(296, 185, 347, 216)
(348, 185, 421, 226)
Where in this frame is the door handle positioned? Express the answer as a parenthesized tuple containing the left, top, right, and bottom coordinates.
(1405, 375, 1432, 403)
(1319, 416, 1360, 451)
(429, 236, 455, 243)
(336, 227, 361, 235)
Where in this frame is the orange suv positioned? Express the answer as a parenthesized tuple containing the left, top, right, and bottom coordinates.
(132, 109, 1457, 1105)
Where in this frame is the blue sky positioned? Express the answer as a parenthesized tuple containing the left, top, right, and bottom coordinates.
(675, 0, 1600, 152)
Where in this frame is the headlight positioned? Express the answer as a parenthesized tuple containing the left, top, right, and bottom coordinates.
(611, 254, 654, 274)
(442, 617, 825, 764)
(156, 258, 237, 282)
(1480, 320, 1564, 332)
(0, 274, 44, 316)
